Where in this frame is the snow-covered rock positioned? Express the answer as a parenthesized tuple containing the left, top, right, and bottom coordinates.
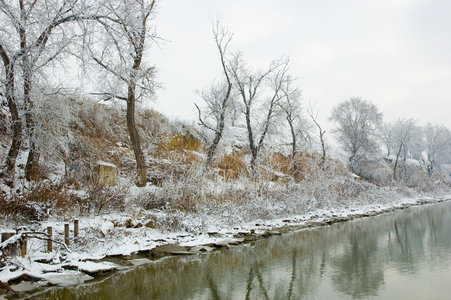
(94, 161, 118, 186)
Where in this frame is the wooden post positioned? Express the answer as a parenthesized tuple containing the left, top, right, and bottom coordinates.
(64, 223, 70, 247)
(21, 239, 27, 258)
(47, 226, 53, 252)
(74, 219, 79, 241)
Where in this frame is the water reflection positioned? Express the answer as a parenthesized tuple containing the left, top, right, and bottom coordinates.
(30, 202, 451, 300)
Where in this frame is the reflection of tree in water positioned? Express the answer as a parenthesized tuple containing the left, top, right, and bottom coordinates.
(330, 229, 385, 298)
(243, 246, 323, 300)
(387, 206, 451, 274)
(288, 248, 324, 299)
(426, 207, 451, 264)
(388, 215, 427, 273)
(287, 250, 297, 299)
(36, 202, 451, 300)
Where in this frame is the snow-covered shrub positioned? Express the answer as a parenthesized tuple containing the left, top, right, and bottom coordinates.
(401, 162, 435, 191)
(0, 193, 47, 222)
(134, 190, 165, 210)
(153, 166, 207, 212)
(352, 159, 392, 186)
(138, 108, 172, 147)
(35, 96, 74, 156)
(75, 100, 125, 142)
(85, 184, 128, 214)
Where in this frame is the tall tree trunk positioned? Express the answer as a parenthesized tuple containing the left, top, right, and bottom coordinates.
(427, 161, 433, 177)
(19, 1, 41, 181)
(4, 67, 22, 185)
(127, 82, 146, 187)
(319, 131, 326, 170)
(204, 26, 232, 170)
(0, 46, 22, 186)
(244, 106, 258, 178)
(308, 109, 327, 170)
(23, 68, 41, 181)
(25, 142, 40, 181)
(393, 144, 403, 180)
(205, 123, 224, 170)
(288, 118, 299, 178)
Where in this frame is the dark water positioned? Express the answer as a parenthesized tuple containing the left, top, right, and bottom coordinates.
(31, 201, 451, 299)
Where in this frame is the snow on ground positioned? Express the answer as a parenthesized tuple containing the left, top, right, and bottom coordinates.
(1, 191, 450, 293)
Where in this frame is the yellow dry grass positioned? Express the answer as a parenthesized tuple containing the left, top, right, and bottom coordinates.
(260, 152, 324, 182)
(214, 151, 249, 180)
(156, 133, 203, 155)
(267, 152, 293, 174)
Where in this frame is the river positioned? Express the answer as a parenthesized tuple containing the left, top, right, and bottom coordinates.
(29, 201, 451, 299)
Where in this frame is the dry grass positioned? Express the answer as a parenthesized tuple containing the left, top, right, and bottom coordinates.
(0, 182, 73, 222)
(267, 153, 293, 174)
(204, 185, 250, 205)
(19, 182, 72, 208)
(85, 184, 127, 214)
(214, 151, 249, 180)
(294, 152, 320, 180)
(157, 133, 203, 153)
(154, 132, 205, 166)
(1, 181, 128, 222)
(139, 109, 168, 138)
(0, 194, 47, 222)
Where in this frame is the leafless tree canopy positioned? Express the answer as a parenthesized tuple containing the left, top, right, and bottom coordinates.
(390, 119, 417, 180)
(0, 0, 105, 184)
(228, 54, 290, 177)
(422, 124, 451, 177)
(307, 103, 326, 170)
(195, 20, 233, 170)
(278, 77, 312, 176)
(330, 97, 382, 167)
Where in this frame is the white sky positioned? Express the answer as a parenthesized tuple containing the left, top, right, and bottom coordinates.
(149, 0, 451, 130)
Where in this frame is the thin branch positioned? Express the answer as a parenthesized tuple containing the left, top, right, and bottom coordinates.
(194, 102, 217, 132)
(22, 231, 71, 252)
(90, 92, 127, 101)
(92, 56, 129, 84)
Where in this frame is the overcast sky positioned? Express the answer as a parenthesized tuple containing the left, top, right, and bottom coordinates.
(149, 0, 451, 130)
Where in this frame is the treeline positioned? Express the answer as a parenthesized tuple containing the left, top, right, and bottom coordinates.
(1, 0, 450, 193)
(194, 22, 451, 185)
(330, 97, 451, 182)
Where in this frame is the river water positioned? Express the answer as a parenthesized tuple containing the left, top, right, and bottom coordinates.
(31, 201, 451, 299)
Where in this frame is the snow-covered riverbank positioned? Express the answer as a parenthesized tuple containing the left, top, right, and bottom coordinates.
(1, 192, 450, 298)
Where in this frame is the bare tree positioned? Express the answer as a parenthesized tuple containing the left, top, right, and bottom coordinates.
(422, 123, 451, 177)
(307, 103, 326, 170)
(278, 77, 309, 178)
(0, 0, 99, 184)
(330, 97, 382, 171)
(195, 20, 233, 170)
(390, 119, 416, 180)
(229, 54, 289, 177)
(381, 122, 393, 157)
(90, 0, 158, 187)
